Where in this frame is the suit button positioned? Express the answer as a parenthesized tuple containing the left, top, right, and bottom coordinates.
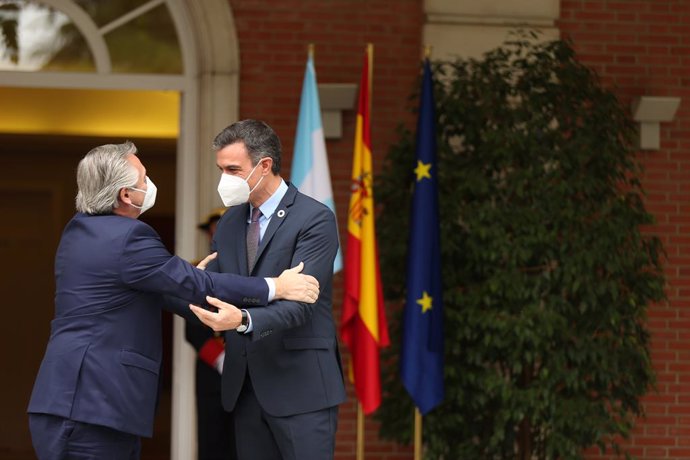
(260, 329, 273, 338)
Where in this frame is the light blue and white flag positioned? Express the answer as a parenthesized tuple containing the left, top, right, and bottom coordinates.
(291, 54, 343, 273)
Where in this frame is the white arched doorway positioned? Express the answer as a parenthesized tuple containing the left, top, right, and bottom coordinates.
(0, 1, 239, 458)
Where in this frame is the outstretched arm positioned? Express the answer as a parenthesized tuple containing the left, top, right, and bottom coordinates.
(121, 222, 318, 308)
(190, 262, 320, 331)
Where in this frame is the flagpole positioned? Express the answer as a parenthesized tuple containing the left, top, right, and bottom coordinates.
(402, 45, 443, 460)
(414, 49, 428, 460)
(357, 45, 374, 460)
(414, 408, 422, 460)
(344, 41, 388, 460)
(355, 45, 373, 460)
(357, 402, 365, 460)
(366, 43, 373, 116)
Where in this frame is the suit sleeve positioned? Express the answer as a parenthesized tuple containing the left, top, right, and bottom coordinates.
(161, 294, 205, 322)
(120, 222, 269, 307)
(247, 205, 338, 340)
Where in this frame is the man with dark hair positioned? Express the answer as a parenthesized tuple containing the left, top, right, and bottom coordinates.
(191, 120, 346, 460)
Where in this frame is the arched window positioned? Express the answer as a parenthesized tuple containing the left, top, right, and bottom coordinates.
(0, 0, 183, 74)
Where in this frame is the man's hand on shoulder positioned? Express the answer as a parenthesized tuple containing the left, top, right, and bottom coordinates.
(273, 261, 320, 303)
(195, 252, 217, 270)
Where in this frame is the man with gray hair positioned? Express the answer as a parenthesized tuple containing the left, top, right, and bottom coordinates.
(27, 141, 320, 460)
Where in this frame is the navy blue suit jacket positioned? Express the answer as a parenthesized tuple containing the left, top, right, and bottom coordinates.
(211, 183, 346, 417)
(28, 213, 269, 437)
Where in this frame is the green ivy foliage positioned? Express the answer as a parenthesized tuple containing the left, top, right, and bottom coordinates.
(375, 35, 666, 460)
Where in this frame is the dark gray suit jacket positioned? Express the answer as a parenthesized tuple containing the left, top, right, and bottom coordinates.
(210, 183, 346, 417)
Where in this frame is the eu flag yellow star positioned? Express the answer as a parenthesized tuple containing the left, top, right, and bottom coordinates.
(416, 291, 433, 313)
(414, 160, 432, 182)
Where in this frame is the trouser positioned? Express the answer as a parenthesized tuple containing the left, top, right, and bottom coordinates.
(196, 389, 237, 460)
(233, 376, 339, 460)
(29, 413, 141, 460)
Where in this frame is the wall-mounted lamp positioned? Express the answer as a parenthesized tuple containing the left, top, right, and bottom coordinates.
(318, 83, 357, 139)
(631, 96, 681, 150)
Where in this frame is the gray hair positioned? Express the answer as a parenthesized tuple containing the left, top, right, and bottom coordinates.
(212, 119, 281, 174)
(75, 141, 139, 214)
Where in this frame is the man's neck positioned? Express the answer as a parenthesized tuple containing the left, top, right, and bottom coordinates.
(251, 174, 282, 208)
(113, 203, 138, 219)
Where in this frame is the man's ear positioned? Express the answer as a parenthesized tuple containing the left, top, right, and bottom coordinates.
(261, 158, 273, 175)
(119, 187, 132, 205)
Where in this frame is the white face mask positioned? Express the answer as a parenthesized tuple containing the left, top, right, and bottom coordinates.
(129, 176, 157, 215)
(217, 160, 264, 207)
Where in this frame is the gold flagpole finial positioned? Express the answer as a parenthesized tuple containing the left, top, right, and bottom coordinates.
(308, 43, 315, 60)
(424, 45, 432, 60)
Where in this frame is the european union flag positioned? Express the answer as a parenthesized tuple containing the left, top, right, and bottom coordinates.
(400, 58, 444, 415)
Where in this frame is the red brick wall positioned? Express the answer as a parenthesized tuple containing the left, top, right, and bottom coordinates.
(228, 1, 422, 458)
(227, 0, 690, 457)
(559, 1, 690, 459)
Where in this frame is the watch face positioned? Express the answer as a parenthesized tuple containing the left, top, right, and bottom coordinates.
(236, 324, 248, 333)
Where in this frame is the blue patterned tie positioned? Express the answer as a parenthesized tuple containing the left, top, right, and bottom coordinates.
(246, 207, 262, 272)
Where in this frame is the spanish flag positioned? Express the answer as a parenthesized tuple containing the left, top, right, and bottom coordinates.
(341, 44, 390, 415)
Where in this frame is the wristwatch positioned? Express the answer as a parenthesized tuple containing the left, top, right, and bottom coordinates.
(236, 309, 249, 333)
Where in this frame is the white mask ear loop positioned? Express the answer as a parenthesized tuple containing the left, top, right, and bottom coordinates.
(248, 174, 264, 194)
(246, 160, 266, 194)
(129, 177, 157, 214)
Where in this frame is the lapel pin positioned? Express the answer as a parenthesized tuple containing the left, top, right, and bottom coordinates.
(277, 209, 286, 218)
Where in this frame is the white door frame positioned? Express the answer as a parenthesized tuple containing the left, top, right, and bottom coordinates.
(168, 2, 240, 459)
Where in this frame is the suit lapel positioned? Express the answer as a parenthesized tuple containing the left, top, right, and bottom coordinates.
(254, 184, 297, 270)
(223, 204, 250, 275)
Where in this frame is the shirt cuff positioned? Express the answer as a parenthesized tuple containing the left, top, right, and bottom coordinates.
(245, 309, 253, 333)
(265, 277, 276, 302)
